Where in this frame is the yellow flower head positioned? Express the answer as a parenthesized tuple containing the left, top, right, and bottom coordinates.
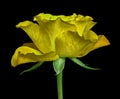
(11, 13, 110, 67)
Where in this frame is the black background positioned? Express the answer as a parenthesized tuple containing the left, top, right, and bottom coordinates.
(1, 0, 117, 98)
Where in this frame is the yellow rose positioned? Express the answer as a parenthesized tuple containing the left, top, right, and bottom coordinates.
(11, 13, 110, 67)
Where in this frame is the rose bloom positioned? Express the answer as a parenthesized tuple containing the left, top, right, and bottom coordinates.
(11, 13, 110, 67)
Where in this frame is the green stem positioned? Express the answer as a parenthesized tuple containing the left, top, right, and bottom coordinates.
(57, 72, 63, 99)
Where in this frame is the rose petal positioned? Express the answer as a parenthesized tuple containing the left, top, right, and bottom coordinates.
(34, 16, 76, 51)
(74, 16, 96, 36)
(33, 13, 77, 22)
(83, 30, 98, 42)
(11, 43, 59, 67)
(16, 21, 51, 53)
(91, 35, 110, 51)
(76, 35, 110, 57)
(55, 31, 92, 57)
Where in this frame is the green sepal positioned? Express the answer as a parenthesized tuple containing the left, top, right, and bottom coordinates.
(53, 58, 65, 75)
(20, 62, 43, 75)
(70, 58, 100, 70)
